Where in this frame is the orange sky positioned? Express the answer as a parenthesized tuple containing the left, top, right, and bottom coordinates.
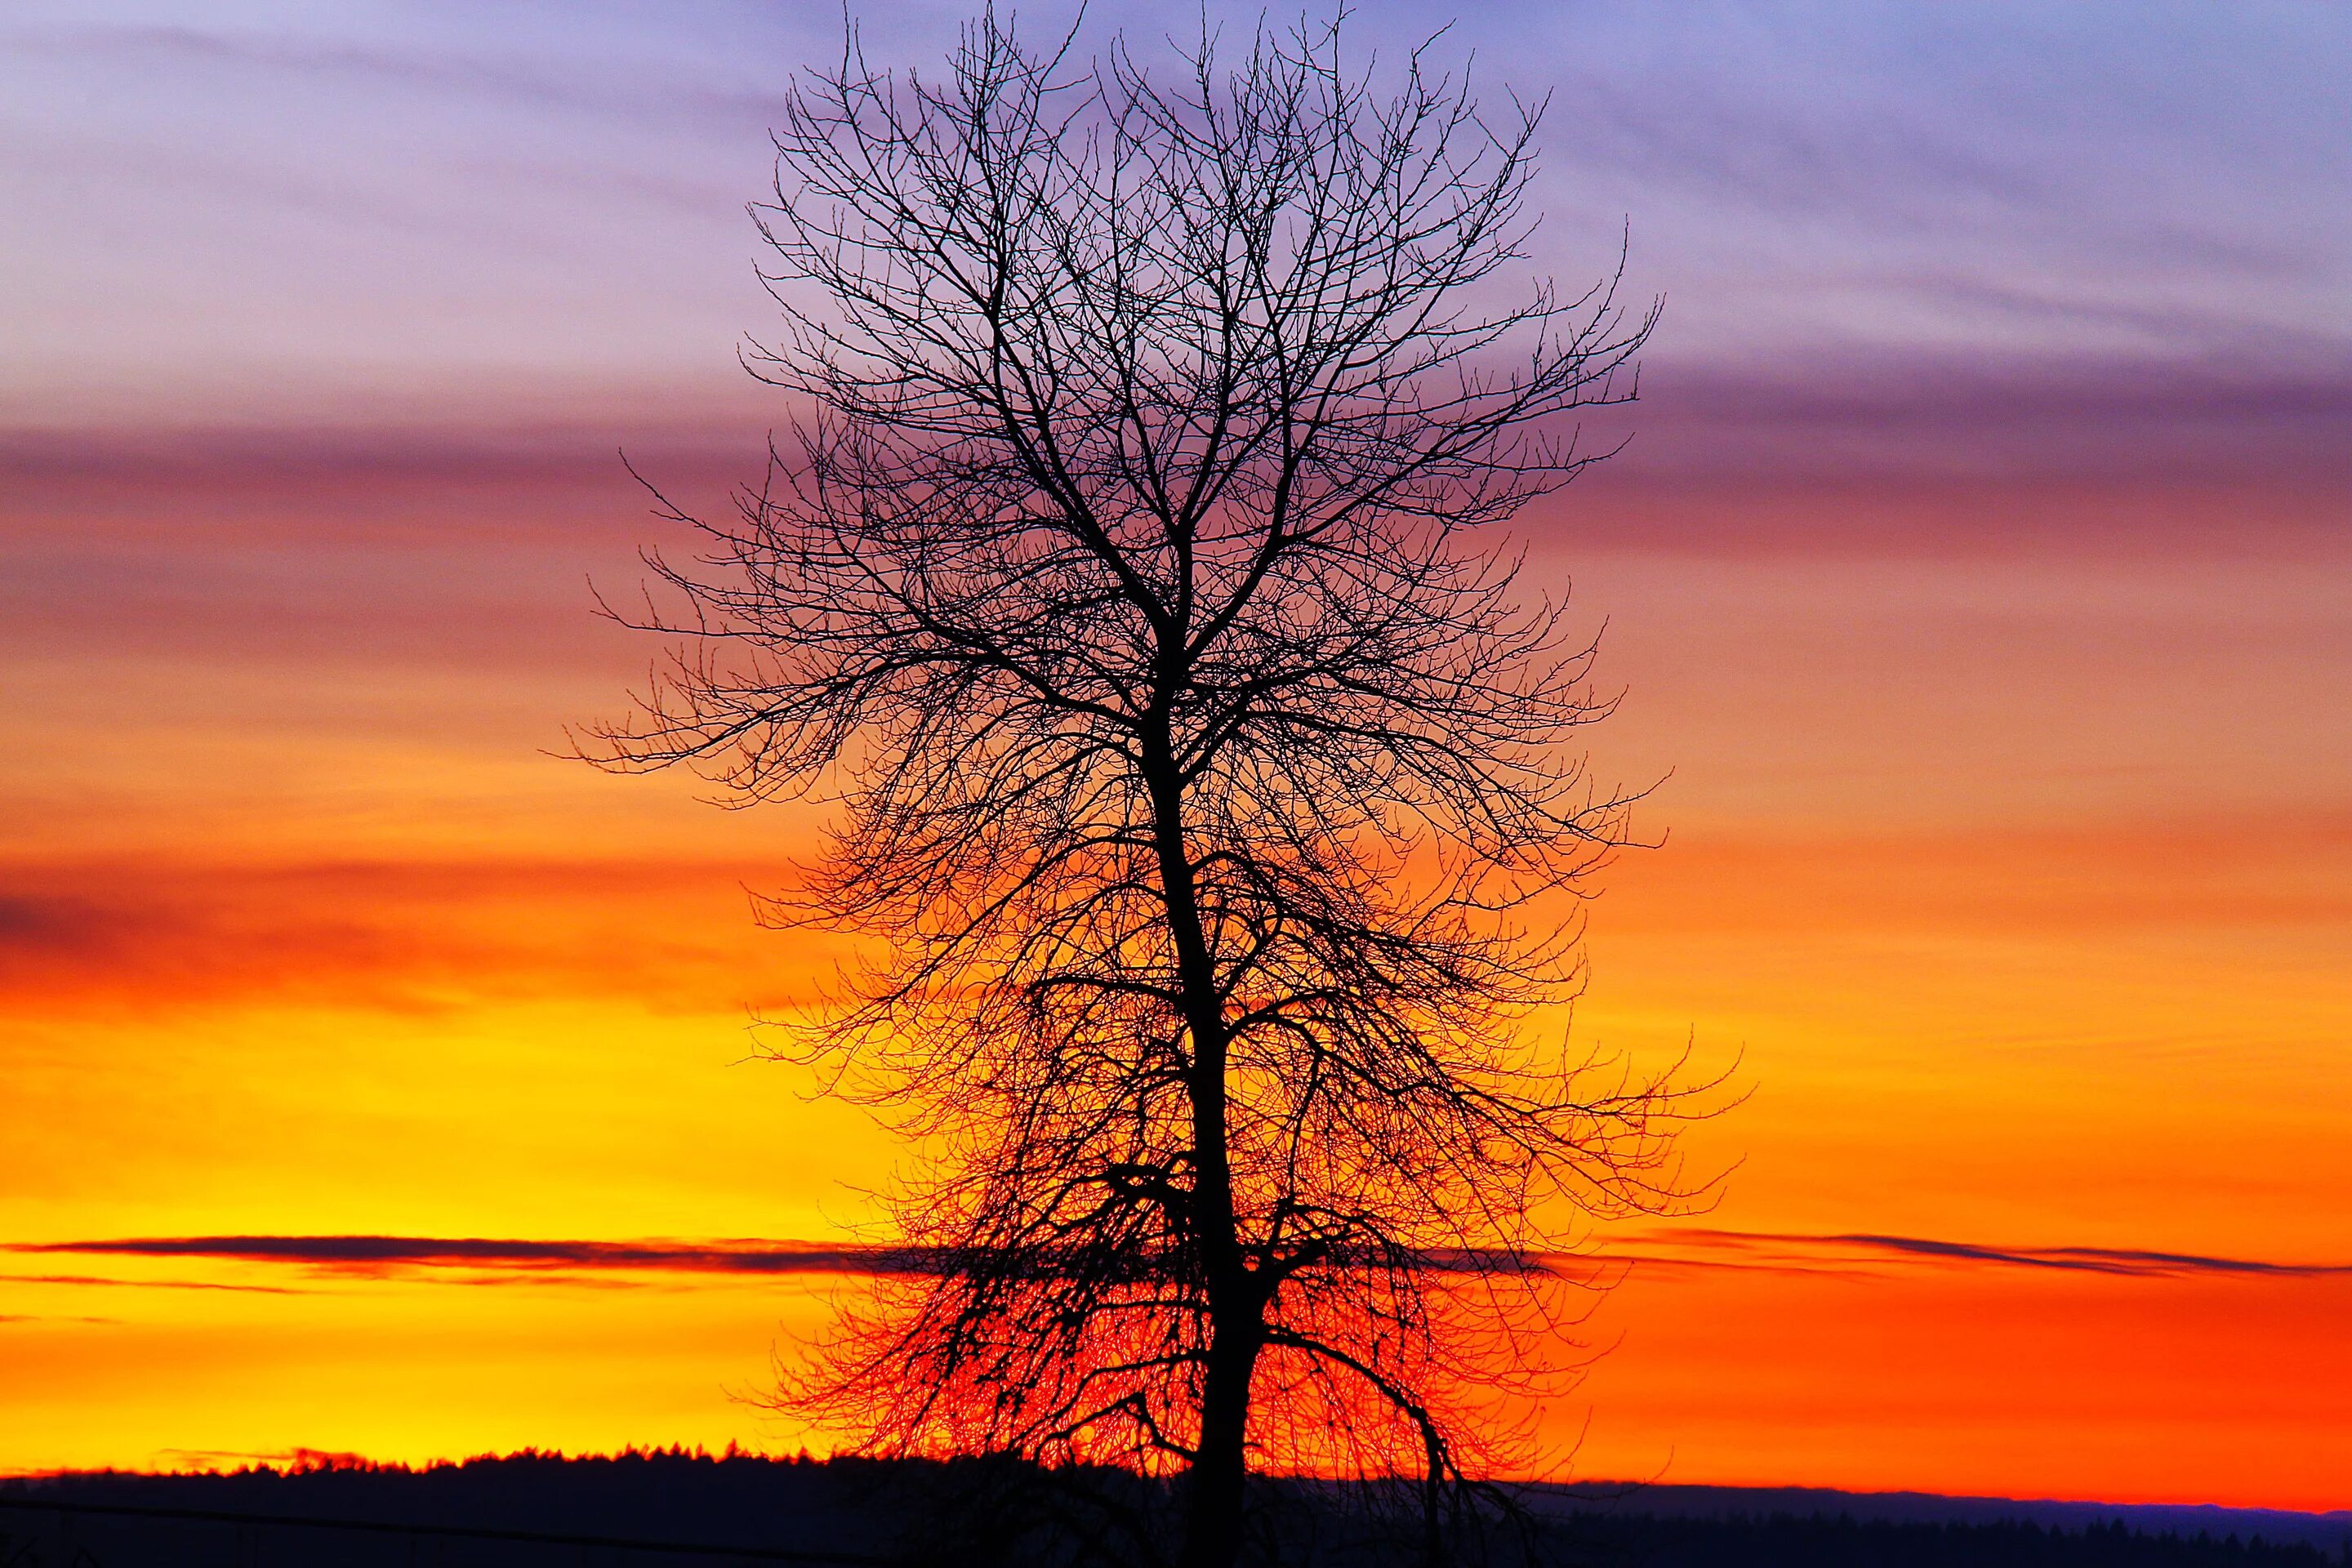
(5, 2, 2349, 1511)
(5, 454, 2345, 1503)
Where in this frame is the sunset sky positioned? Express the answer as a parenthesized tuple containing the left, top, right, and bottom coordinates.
(4, 1, 2348, 1509)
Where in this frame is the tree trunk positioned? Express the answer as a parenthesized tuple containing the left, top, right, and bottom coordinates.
(1181, 1315, 1263, 1568)
(1141, 722, 1264, 1568)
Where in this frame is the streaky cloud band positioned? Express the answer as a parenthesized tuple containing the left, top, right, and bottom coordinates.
(1640, 1228, 2352, 1278)
(15, 1236, 920, 1278)
(15, 1231, 2348, 1285)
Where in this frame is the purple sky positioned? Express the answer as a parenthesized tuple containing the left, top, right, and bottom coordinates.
(7, 2, 2346, 482)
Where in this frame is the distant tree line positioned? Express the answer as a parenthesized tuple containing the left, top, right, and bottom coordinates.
(7, 1454, 2344, 1568)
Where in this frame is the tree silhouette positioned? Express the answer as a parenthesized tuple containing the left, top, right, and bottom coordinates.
(590, 12, 1699, 1566)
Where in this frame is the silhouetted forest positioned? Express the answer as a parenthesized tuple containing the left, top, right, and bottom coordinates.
(2, 1451, 2344, 1567)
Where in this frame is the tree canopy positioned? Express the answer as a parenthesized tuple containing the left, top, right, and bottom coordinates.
(589, 12, 1701, 1565)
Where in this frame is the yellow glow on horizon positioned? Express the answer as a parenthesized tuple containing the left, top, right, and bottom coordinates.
(5, 473, 2346, 1507)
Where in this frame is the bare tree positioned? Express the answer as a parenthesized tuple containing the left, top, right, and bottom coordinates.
(589, 11, 1700, 1566)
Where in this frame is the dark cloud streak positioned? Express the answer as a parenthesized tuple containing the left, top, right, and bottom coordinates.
(1650, 1228, 2352, 1279)
(8, 336, 2344, 497)
(19, 1231, 2347, 1286)
(18, 1236, 922, 1281)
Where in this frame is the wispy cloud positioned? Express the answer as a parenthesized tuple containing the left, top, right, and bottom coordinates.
(1614, 345, 2352, 485)
(11, 332, 2341, 496)
(1639, 1229, 2352, 1280)
(16, 1236, 920, 1283)
(0, 858, 808, 1018)
(19, 1230, 2347, 1288)
(0, 1271, 303, 1295)
(7, 20, 799, 136)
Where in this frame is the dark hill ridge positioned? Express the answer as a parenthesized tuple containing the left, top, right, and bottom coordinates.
(2, 1451, 2345, 1566)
